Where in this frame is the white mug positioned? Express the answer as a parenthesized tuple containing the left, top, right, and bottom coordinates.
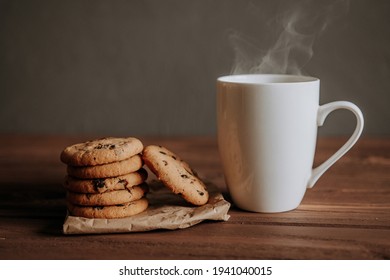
(217, 74, 364, 213)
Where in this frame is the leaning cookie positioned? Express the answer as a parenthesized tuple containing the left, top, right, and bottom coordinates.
(66, 183, 148, 206)
(142, 145, 209, 206)
(67, 155, 143, 179)
(67, 198, 149, 219)
(64, 168, 148, 193)
(60, 137, 144, 167)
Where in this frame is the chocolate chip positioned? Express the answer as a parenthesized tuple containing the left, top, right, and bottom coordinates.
(162, 160, 168, 166)
(95, 143, 115, 150)
(92, 179, 106, 191)
(119, 179, 128, 187)
(181, 174, 189, 179)
(159, 151, 167, 155)
(171, 155, 177, 160)
(197, 190, 205, 196)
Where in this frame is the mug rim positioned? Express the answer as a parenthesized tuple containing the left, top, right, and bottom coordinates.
(217, 74, 319, 85)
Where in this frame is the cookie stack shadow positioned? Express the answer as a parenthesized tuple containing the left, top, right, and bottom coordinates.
(60, 137, 149, 219)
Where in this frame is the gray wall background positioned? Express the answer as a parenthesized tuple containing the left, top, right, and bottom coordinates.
(1, 0, 389, 136)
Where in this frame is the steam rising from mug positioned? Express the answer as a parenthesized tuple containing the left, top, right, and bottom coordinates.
(230, 0, 350, 75)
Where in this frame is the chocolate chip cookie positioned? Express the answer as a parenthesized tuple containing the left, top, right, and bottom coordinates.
(60, 137, 143, 166)
(67, 198, 149, 219)
(67, 155, 143, 179)
(142, 145, 209, 206)
(66, 183, 148, 206)
(64, 168, 148, 193)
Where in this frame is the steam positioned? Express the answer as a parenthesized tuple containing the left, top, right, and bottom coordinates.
(230, 0, 350, 75)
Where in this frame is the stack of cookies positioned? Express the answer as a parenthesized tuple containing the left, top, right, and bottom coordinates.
(60, 137, 149, 219)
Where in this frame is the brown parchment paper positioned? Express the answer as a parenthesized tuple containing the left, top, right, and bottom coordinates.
(63, 181, 230, 234)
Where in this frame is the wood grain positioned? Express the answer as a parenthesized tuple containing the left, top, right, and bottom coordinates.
(0, 135, 389, 259)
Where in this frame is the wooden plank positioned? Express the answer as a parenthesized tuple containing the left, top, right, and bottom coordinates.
(1, 217, 389, 260)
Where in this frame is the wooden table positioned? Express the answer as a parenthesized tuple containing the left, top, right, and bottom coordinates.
(0, 135, 389, 259)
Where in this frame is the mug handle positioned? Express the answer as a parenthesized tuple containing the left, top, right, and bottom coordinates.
(307, 101, 364, 188)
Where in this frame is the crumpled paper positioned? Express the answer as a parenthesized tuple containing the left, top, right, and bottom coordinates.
(63, 181, 230, 234)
